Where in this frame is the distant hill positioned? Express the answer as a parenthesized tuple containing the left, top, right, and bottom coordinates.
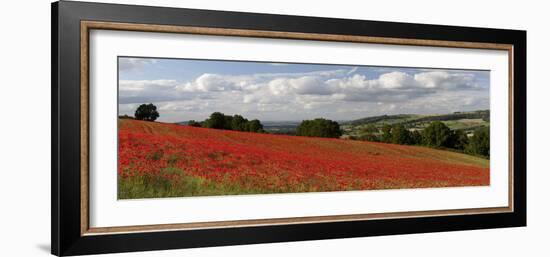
(342, 114, 424, 126)
(341, 110, 490, 137)
(176, 120, 302, 134)
(343, 110, 489, 126)
(175, 110, 489, 137)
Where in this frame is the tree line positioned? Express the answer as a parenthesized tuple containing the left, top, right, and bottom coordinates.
(296, 118, 343, 138)
(123, 104, 265, 133)
(124, 104, 489, 158)
(188, 112, 264, 133)
(357, 121, 490, 158)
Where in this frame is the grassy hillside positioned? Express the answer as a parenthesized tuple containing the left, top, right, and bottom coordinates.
(342, 110, 489, 137)
(118, 119, 489, 199)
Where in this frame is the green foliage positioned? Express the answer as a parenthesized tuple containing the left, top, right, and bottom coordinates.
(391, 124, 413, 145)
(118, 114, 134, 119)
(363, 124, 379, 134)
(230, 115, 247, 131)
(223, 115, 234, 130)
(422, 121, 453, 148)
(359, 124, 420, 145)
(205, 112, 226, 129)
(345, 115, 487, 158)
(246, 119, 263, 132)
(187, 120, 202, 127)
(118, 167, 279, 199)
(466, 126, 490, 157)
(410, 130, 423, 145)
(359, 124, 380, 142)
(356, 121, 487, 158)
(359, 134, 379, 142)
(296, 118, 342, 138)
(450, 129, 469, 150)
(343, 110, 490, 137)
(118, 168, 207, 199)
(202, 112, 263, 133)
(381, 124, 393, 143)
(134, 103, 159, 121)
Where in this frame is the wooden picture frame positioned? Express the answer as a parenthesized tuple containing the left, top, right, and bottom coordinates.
(52, 1, 526, 256)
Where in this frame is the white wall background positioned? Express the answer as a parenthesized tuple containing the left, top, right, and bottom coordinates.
(0, 0, 547, 256)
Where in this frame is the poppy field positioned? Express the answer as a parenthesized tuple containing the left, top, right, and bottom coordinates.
(118, 119, 489, 199)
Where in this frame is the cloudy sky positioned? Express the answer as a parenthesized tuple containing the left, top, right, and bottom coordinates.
(118, 57, 490, 122)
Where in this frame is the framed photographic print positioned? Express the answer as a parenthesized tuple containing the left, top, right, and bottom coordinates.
(51, 1, 526, 256)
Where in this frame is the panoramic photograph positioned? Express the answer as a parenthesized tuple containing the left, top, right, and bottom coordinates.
(117, 57, 491, 199)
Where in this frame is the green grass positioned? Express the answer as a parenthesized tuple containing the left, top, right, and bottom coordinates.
(343, 111, 490, 137)
(442, 119, 489, 130)
(118, 168, 203, 199)
(118, 167, 295, 199)
(118, 167, 370, 199)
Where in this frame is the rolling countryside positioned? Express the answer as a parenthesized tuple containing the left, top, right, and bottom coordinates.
(118, 118, 489, 199)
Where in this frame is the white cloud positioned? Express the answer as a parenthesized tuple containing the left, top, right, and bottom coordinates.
(119, 79, 184, 104)
(119, 68, 489, 122)
(180, 73, 242, 92)
(119, 79, 178, 90)
(268, 79, 292, 96)
(267, 76, 333, 96)
(414, 71, 477, 89)
(378, 71, 416, 89)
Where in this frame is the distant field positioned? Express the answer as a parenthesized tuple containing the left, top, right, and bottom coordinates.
(342, 110, 490, 137)
(118, 119, 489, 199)
(442, 118, 489, 130)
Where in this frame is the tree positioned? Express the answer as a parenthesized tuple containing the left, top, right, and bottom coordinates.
(391, 124, 413, 145)
(422, 121, 452, 148)
(200, 112, 264, 133)
(134, 103, 159, 121)
(359, 134, 379, 142)
(450, 129, 469, 150)
(381, 124, 393, 143)
(410, 130, 423, 145)
(205, 112, 226, 129)
(246, 119, 263, 132)
(223, 115, 234, 130)
(359, 124, 380, 142)
(296, 118, 342, 138)
(466, 126, 490, 157)
(363, 124, 379, 134)
(231, 115, 248, 131)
